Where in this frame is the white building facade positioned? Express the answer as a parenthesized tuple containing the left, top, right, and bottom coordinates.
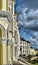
(20, 38, 30, 56)
(0, 0, 20, 65)
(8, 0, 20, 61)
(13, 15, 20, 61)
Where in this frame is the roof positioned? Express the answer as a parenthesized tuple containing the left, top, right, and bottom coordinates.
(20, 37, 30, 43)
(20, 37, 26, 41)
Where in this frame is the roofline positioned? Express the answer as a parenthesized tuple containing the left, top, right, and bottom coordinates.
(31, 46, 38, 50)
(21, 38, 26, 41)
(20, 37, 30, 43)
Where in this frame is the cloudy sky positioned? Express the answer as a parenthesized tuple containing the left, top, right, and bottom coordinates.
(15, 0, 38, 49)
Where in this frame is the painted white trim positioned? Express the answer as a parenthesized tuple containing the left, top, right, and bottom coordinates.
(0, 18, 9, 30)
(0, 10, 13, 22)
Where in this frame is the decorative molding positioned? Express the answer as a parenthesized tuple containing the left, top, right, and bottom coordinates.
(0, 10, 13, 22)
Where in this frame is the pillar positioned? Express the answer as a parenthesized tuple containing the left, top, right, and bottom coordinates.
(0, 0, 8, 11)
(2, 43, 7, 64)
(8, 23, 13, 65)
(12, 38, 15, 61)
(0, 27, 8, 65)
(12, 1, 16, 61)
(2, 30, 8, 64)
(0, 0, 8, 63)
(0, 29, 3, 65)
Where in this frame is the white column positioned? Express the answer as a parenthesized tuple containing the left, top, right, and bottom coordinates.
(2, 37, 7, 64)
(17, 30, 20, 59)
(8, 25, 13, 65)
(12, 0, 16, 61)
(13, 1, 15, 15)
(12, 38, 15, 61)
(2, 0, 8, 11)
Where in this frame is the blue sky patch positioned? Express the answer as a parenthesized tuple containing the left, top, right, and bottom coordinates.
(15, 0, 38, 49)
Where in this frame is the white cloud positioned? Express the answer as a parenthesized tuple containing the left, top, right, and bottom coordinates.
(17, 8, 38, 30)
(16, 5, 38, 49)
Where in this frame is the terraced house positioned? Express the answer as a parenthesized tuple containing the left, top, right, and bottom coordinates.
(20, 38, 30, 56)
